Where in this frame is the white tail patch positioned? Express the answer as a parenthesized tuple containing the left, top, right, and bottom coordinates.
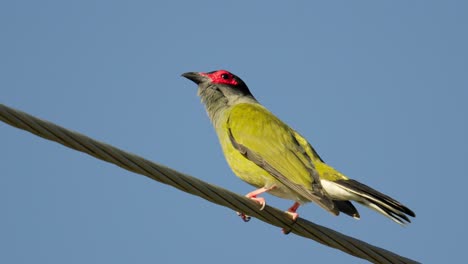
(321, 179, 410, 225)
(321, 180, 363, 201)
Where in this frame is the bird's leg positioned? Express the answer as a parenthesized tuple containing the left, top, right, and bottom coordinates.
(237, 186, 276, 222)
(286, 202, 300, 220)
(282, 202, 301, 234)
(245, 187, 271, 210)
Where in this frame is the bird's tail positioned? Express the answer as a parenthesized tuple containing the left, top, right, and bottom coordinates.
(334, 179, 416, 225)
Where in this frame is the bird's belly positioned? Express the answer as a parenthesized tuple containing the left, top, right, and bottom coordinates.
(267, 186, 307, 201)
(224, 143, 271, 188)
(223, 143, 304, 201)
(219, 136, 299, 200)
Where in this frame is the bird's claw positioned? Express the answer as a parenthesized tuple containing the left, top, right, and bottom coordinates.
(249, 196, 266, 210)
(282, 211, 299, 235)
(285, 211, 299, 221)
(236, 196, 266, 222)
(236, 212, 251, 222)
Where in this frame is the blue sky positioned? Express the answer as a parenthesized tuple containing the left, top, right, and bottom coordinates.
(1, 1, 467, 263)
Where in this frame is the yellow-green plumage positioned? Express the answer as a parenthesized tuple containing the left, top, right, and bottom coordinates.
(218, 103, 345, 200)
(182, 70, 415, 225)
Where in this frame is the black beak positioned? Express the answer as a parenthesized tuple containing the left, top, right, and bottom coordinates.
(181, 72, 206, 85)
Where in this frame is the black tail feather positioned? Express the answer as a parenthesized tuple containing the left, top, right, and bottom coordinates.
(370, 200, 411, 224)
(335, 200, 360, 219)
(335, 179, 415, 224)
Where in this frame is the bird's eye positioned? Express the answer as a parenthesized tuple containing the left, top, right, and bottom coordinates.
(221, 73, 230, 80)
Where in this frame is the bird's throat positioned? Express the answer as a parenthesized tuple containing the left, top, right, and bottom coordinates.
(198, 86, 230, 127)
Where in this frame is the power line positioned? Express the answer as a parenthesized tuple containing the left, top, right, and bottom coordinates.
(0, 103, 419, 264)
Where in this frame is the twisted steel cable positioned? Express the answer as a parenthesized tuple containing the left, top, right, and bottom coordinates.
(0, 103, 419, 264)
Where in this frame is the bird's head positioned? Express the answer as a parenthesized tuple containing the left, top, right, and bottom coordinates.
(182, 69, 256, 124)
(182, 70, 254, 99)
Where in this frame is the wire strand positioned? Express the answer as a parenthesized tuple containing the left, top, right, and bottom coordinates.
(0, 103, 419, 264)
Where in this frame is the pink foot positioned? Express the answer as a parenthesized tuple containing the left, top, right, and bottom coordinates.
(282, 202, 301, 234)
(248, 196, 266, 210)
(236, 186, 276, 222)
(285, 211, 299, 221)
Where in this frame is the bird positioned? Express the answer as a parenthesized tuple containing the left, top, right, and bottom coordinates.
(182, 69, 415, 227)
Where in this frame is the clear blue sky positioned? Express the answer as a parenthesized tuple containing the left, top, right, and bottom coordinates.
(1, 1, 467, 263)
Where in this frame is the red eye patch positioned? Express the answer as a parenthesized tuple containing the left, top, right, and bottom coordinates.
(201, 70, 239, 86)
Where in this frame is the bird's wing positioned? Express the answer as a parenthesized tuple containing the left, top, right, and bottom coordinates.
(291, 129, 351, 182)
(226, 103, 338, 215)
(290, 130, 325, 163)
(290, 130, 360, 218)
